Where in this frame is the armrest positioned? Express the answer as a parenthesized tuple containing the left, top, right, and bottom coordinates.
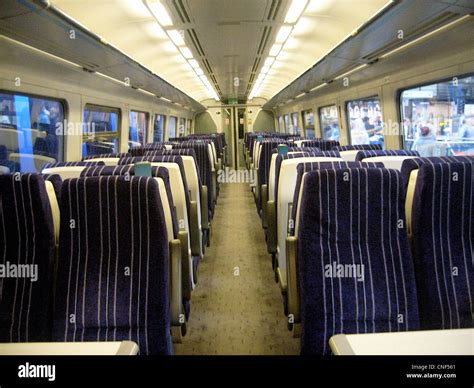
(261, 184, 268, 228)
(286, 236, 300, 324)
(267, 200, 277, 254)
(189, 200, 202, 257)
(277, 267, 287, 293)
(169, 239, 183, 326)
(177, 231, 192, 300)
(201, 185, 209, 230)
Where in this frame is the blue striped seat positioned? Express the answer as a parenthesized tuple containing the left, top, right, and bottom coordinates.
(52, 176, 173, 355)
(298, 168, 419, 354)
(332, 144, 383, 152)
(411, 162, 474, 330)
(83, 152, 130, 161)
(80, 165, 179, 240)
(41, 161, 105, 171)
(0, 173, 55, 342)
(355, 149, 419, 162)
(400, 156, 474, 191)
(290, 161, 385, 236)
(300, 139, 340, 150)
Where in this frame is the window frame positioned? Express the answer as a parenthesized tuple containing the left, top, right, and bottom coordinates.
(82, 103, 121, 156)
(283, 114, 290, 134)
(397, 72, 474, 151)
(318, 104, 340, 141)
(291, 112, 300, 135)
(168, 115, 178, 139)
(301, 109, 315, 138)
(129, 109, 149, 146)
(153, 113, 166, 143)
(345, 96, 382, 145)
(0, 89, 67, 163)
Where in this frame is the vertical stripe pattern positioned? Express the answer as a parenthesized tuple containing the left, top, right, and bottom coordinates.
(297, 168, 419, 355)
(52, 176, 172, 355)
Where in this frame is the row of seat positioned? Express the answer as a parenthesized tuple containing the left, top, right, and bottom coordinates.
(244, 132, 473, 354)
(0, 133, 226, 355)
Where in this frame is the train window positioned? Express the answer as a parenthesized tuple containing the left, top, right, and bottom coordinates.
(0, 91, 64, 172)
(178, 117, 186, 137)
(319, 105, 340, 141)
(168, 116, 177, 139)
(284, 114, 290, 133)
(302, 109, 315, 138)
(291, 112, 301, 135)
(346, 98, 384, 147)
(278, 116, 284, 133)
(153, 114, 166, 142)
(82, 104, 120, 157)
(400, 75, 474, 156)
(129, 110, 149, 149)
(186, 119, 192, 135)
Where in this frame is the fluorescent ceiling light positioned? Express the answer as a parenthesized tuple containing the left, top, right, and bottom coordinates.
(189, 59, 199, 68)
(261, 65, 270, 74)
(264, 57, 275, 67)
(160, 96, 172, 103)
(310, 83, 326, 92)
(284, 0, 308, 24)
(295, 92, 306, 99)
(168, 29, 185, 46)
(195, 67, 204, 76)
(96, 72, 128, 86)
(138, 88, 156, 97)
(147, 1, 173, 27)
(269, 43, 282, 56)
(275, 26, 292, 43)
(334, 63, 368, 80)
(179, 47, 193, 59)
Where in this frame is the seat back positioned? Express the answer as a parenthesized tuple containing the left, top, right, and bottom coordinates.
(355, 150, 419, 162)
(276, 156, 342, 277)
(400, 156, 474, 241)
(41, 166, 89, 180)
(336, 145, 382, 161)
(83, 153, 130, 166)
(0, 173, 55, 342)
(80, 165, 179, 240)
(52, 176, 172, 355)
(411, 162, 474, 329)
(274, 151, 341, 202)
(173, 142, 214, 218)
(299, 139, 340, 150)
(42, 161, 106, 170)
(361, 155, 419, 170)
(298, 168, 419, 354)
(291, 161, 385, 237)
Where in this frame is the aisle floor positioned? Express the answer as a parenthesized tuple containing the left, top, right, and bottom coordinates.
(174, 183, 300, 355)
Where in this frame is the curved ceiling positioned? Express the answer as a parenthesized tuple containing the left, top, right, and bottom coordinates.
(51, 0, 390, 103)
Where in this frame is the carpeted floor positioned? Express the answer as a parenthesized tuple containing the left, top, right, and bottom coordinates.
(174, 183, 300, 355)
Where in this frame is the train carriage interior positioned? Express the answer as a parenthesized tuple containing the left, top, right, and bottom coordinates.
(0, 0, 473, 375)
